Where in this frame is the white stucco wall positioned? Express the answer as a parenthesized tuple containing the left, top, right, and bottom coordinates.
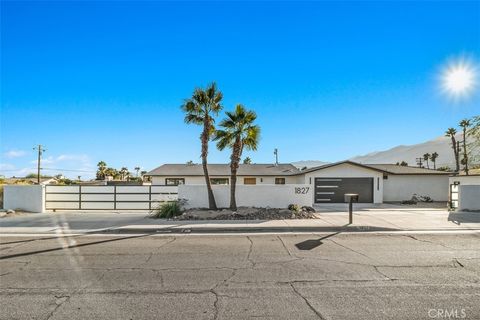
(458, 185, 480, 211)
(4, 185, 45, 212)
(383, 175, 449, 202)
(178, 184, 313, 209)
(301, 163, 384, 204)
(151, 175, 301, 185)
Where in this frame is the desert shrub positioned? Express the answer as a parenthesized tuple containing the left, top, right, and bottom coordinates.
(151, 201, 182, 219)
(288, 204, 300, 212)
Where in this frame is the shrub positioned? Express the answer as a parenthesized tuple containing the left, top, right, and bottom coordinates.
(288, 204, 300, 212)
(151, 201, 183, 219)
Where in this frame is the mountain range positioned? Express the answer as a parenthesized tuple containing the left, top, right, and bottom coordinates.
(293, 134, 469, 169)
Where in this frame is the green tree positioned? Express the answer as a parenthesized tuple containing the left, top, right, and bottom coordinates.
(459, 119, 471, 175)
(243, 157, 252, 164)
(181, 82, 223, 210)
(105, 167, 119, 180)
(430, 152, 439, 170)
(445, 128, 460, 172)
(134, 166, 141, 177)
(96, 161, 107, 180)
(423, 153, 431, 169)
(120, 167, 130, 181)
(214, 104, 260, 210)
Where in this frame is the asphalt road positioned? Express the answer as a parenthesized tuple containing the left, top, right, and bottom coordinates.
(1, 233, 479, 320)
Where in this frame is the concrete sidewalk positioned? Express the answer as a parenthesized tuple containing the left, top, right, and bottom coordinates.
(1, 207, 480, 234)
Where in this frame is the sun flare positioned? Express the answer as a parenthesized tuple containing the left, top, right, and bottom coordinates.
(441, 59, 477, 99)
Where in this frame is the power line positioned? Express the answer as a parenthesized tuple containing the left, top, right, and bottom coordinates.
(42, 168, 95, 173)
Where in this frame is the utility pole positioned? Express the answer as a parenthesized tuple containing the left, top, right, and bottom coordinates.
(415, 157, 423, 168)
(274, 148, 278, 165)
(33, 145, 46, 184)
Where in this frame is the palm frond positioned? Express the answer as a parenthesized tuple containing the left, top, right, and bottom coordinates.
(184, 113, 204, 125)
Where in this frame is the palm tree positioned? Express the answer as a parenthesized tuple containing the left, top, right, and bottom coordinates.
(243, 157, 252, 164)
(134, 166, 141, 177)
(181, 82, 223, 210)
(214, 104, 260, 210)
(445, 128, 460, 173)
(459, 119, 471, 175)
(430, 152, 439, 170)
(96, 161, 107, 180)
(105, 167, 118, 180)
(120, 167, 130, 181)
(423, 153, 431, 169)
(423, 152, 430, 169)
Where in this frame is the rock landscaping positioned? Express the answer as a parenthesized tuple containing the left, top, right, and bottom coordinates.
(174, 205, 318, 220)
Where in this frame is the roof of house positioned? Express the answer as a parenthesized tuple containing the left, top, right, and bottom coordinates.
(363, 164, 452, 175)
(146, 163, 300, 176)
(298, 161, 387, 174)
(299, 161, 452, 175)
(146, 161, 452, 177)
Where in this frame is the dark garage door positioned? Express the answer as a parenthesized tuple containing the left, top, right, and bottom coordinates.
(314, 177, 373, 203)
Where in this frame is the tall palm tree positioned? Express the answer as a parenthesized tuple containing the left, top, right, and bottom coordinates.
(430, 152, 439, 170)
(459, 119, 471, 175)
(445, 128, 460, 173)
(214, 104, 260, 210)
(423, 153, 431, 169)
(96, 161, 107, 180)
(243, 156, 252, 164)
(134, 166, 141, 177)
(181, 82, 223, 210)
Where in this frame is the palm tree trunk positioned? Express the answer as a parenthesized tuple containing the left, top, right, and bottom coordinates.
(463, 128, 469, 175)
(450, 136, 459, 172)
(230, 169, 237, 210)
(201, 122, 217, 210)
(229, 139, 242, 211)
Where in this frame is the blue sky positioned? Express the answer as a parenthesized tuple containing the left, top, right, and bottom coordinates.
(1, 1, 479, 179)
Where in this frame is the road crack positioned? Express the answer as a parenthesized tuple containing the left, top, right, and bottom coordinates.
(328, 239, 372, 260)
(404, 235, 456, 250)
(45, 295, 70, 320)
(289, 283, 326, 319)
(246, 236, 255, 267)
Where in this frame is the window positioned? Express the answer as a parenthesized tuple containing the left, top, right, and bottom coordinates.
(210, 178, 229, 185)
(165, 178, 185, 185)
(244, 177, 256, 185)
(275, 178, 286, 185)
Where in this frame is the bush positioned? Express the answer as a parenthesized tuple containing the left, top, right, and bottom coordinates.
(288, 204, 300, 212)
(151, 201, 183, 219)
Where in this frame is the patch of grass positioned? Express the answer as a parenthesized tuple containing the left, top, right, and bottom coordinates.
(150, 201, 183, 219)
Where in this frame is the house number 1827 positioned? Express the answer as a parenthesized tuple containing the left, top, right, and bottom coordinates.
(294, 187, 310, 194)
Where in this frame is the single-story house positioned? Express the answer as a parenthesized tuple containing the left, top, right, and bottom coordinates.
(145, 161, 451, 204)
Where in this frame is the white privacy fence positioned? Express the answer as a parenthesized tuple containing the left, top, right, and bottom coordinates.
(45, 185, 178, 210)
(178, 184, 313, 209)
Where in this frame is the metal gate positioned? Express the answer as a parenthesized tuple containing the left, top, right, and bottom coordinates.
(45, 185, 178, 211)
(314, 177, 374, 203)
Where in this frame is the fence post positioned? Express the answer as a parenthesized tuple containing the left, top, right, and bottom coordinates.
(149, 185, 152, 211)
(114, 186, 117, 210)
(79, 185, 82, 210)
